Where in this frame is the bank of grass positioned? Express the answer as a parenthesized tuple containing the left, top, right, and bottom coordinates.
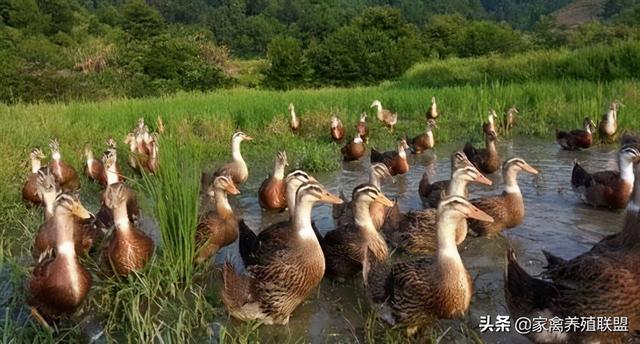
(0, 79, 639, 342)
(398, 41, 640, 88)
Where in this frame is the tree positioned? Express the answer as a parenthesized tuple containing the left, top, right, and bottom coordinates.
(263, 35, 307, 89)
(121, 0, 165, 40)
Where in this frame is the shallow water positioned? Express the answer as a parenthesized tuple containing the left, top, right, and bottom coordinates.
(211, 137, 626, 343)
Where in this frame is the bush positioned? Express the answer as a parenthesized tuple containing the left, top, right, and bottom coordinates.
(263, 35, 308, 90)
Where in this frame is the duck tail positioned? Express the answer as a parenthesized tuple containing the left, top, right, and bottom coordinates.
(571, 160, 593, 193)
(504, 247, 558, 318)
(370, 148, 383, 163)
(462, 142, 475, 158)
(363, 247, 392, 304)
(541, 249, 567, 272)
(238, 219, 257, 267)
(221, 262, 251, 311)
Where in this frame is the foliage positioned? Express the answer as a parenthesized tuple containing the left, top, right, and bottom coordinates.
(263, 35, 307, 90)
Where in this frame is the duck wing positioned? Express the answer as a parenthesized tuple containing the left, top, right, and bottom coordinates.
(370, 148, 384, 163)
(238, 219, 258, 267)
(571, 161, 594, 193)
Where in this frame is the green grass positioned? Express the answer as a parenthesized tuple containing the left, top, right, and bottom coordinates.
(0, 79, 638, 342)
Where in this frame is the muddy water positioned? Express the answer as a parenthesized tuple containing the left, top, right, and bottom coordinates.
(213, 137, 625, 343)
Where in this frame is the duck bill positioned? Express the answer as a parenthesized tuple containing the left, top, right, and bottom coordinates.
(320, 191, 344, 205)
(244, 136, 254, 141)
(474, 173, 493, 186)
(521, 163, 539, 175)
(375, 193, 394, 207)
(226, 183, 241, 195)
(308, 175, 319, 183)
(75, 204, 94, 220)
(467, 205, 493, 223)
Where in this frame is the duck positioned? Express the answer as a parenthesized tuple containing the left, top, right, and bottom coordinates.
(222, 182, 342, 325)
(332, 163, 394, 230)
(363, 196, 493, 335)
(389, 165, 492, 255)
(103, 183, 154, 276)
(289, 103, 300, 133)
(598, 101, 620, 143)
(483, 110, 498, 136)
(124, 132, 139, 171)
(410, 119, 437, 154)
(23, 148, 46, 206)
(330, 114, 344, 142)
(208, 131, 253, 186)
(468, 157, 538, 237)
(425, 96, 438, 120)
(341, 134, 366, 161)
(371, 138, 410, 176)
(195, 175, 241, 263)
(419, 151, 474, 208)
(35, 168, 60, 222)
(463, 125, 500, 174)
(370, 100, 397, 131)
(94, 152, 140, 232)
(324, 184, 396, 281)
(503, 106, 518, 136)
(556, 117, 596, 150)
(356, 112, 369, 143)
(28, 194, 93, 323)
(258, 151, 288, 211)
(48, 139, 80, 193)
(84, 144, 106, 186)
(571, 145, 640, 209)
(139, 131, 159, 174)
(239, 170, 323, 267)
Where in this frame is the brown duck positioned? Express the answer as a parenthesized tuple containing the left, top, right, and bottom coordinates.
(258, 151, 288, 211)
(363, 196, 493, 335)
(341, 134, 366, 161)
(468, 157, 538, 237)
(425, 96, 438, 120)
(94, 152, 140, 231)
(571, 146, 640, 209)
(84, 144, 106, 186)
(221, 182, 342, 325)
(410, 119, 436, 154)
(332, 163, 393, 230)
(28, 194, 93, 323)
(195, 175, 240, 263)
(324, 184, 394, 281)
(419, 151, 473, 208)
(48, 139, 80, 193)
(389, 165, 492, 255)
(556, 117, 596, 150)
(598, 101, 620, 143)
(330, 114, 344, 142)
(23, 148, 46, 206)
(239, 170, 322, 267)
(371, 100, 397, 131)
(209, 131, 253, 186)
(463, 124, 499, 174)
(356, 112, 369, 143)
(370, 138, 410, 176)
(103, 183, 154, 276)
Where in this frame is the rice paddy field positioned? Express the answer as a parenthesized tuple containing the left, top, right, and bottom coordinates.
(0, 79, 639, 342)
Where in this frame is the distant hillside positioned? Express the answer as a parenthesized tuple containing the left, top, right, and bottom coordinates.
(552, 0, 607, 27)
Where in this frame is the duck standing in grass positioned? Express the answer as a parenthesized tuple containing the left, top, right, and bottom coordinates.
(463, 124, 500, 174)
(467, 157, 538, 237)
(571, 146, 640, 209)
(84, 144, 106, 186)
(324, 184, 395, 281)
(258, 151, 288, 211)
(330, 114, 344, 142)
(598, 101, 620, 143)
(503, 106, 518, 136)
(341, 134, 366, 161)
(28, 194, 93, 325)
(94, 152, 140, 232)
(356, 112, 369, 143)
(289, 103, 300, 133)
(556, 117, 596, 150)
(363, 196, 493, 335)
(410, 119, 436, 154)
(48, 139, 80, 193)
(196, 176, 240, 263)
(221, 182, 342, 325)
(425, 96, 438, 120)
(23, 148, 46, 206)
(103, 183, 154, 276)
(370, 138, 410, 176)
(209, 131, 253, 186)
(370, 100, 397, 131)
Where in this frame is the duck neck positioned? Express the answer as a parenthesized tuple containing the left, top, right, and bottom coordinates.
(43, 192, 57, 219)
(353, 200, 375, 233)
(231, 138, 244, 162)
(52, 150, 61, 162)
(369, 173, 381, 189)
(447, 176, 469, 197)
(620, 157, 634, 185)
(608, 107, 616, 122)
(625, 163, 640, 218)
(437, 213, 463, 264)
(31, 158, 41, 173)
(215, 190, 233, 218)
(54, 212, 76, 258)
(398, 144, 406, 159)
(485, 137, 496, 153)
(293, 197, 315, 240)
(286, 183, 299, 218)
(273, 160, 285, 180)
(503, 169, 522, 196)
(106, 163, 119, 185)
(290, 107, 297, 121)
(584, 123, 592, 133)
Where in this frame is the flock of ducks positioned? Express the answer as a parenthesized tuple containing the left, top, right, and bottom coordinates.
(18, 99, 640, 342)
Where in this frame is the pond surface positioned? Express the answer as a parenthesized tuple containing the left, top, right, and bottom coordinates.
(212, 137, 625, 343)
